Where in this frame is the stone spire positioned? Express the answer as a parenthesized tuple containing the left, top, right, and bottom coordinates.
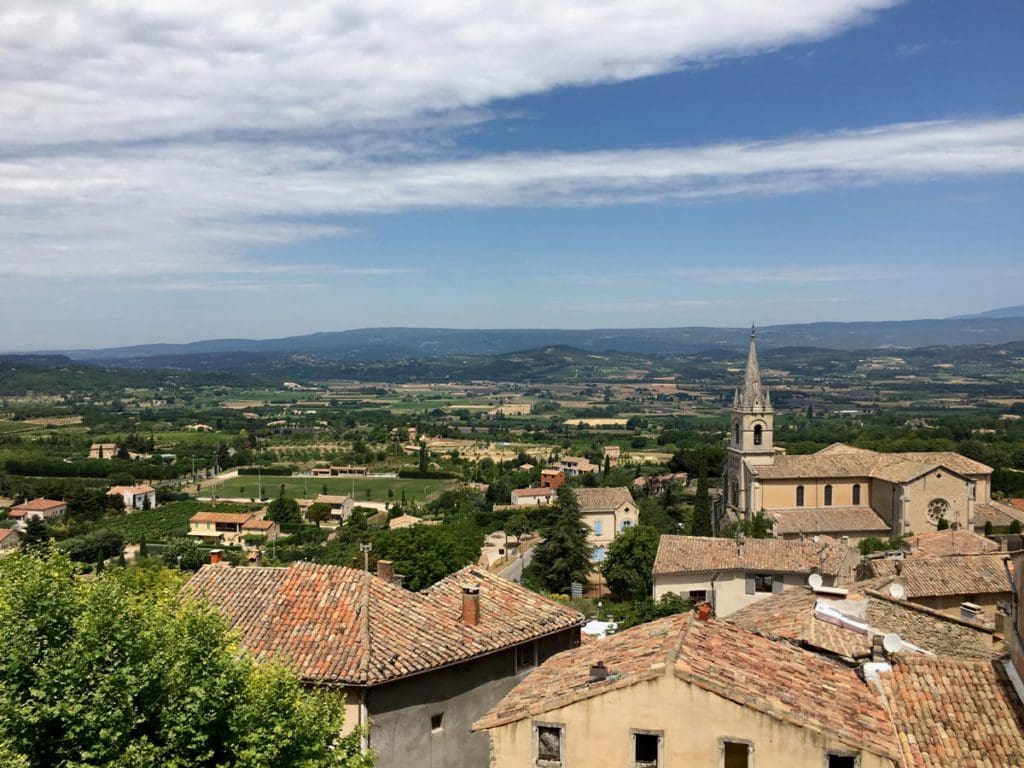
(739, 325, 770, 412)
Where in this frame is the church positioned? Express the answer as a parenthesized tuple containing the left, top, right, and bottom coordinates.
(718, 329, 1019, 543)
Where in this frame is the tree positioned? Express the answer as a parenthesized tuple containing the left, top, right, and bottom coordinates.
(139, 534, 149, 558)
(21, 516, 50, 549)
(161, 538, 208, 571)
(116, 443, 130, 460)
(937, 517, 950, 531)
(528, 487, 592, 593)
(267, 496, 301, 526)
(418, 441, 429, 473)
(0, 551, 371, 768)
(305, 502, 333, 528)
(506, 511, 532, 545)
(602, 526, 660, 601)
(691, 455, 713, 537)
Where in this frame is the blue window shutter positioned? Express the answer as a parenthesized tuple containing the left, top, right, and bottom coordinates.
(772, 577, 784, 595)
(745, 576, 755, 595)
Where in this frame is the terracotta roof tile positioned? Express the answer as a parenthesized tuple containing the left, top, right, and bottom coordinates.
(190, 512, 254, 525)
(975, 501, 1024, 527)
(903, 529, 1000, 557)
(185, 563, 583, 686)
(11, 498, 65, 512)
(573, 487, 635, 511)
(879, 656, 1024, 768)
(750, 444, 991, 481)
(107, 484, 156, 495)
(768, 506, 890, 535)
(653, 534, 846, 576)
(864, 554, 1012, 598)
(475, 613, 899, 761)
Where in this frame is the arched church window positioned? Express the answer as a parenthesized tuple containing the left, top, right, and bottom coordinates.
(927, 498, 951, 526)
(734, 422, 740, 444)
(796, 485, 805, 507)
(731, 481, 739, 506)
(852, 483, 861, 505)
(753, 424, 763, 446)
(824, 485, 833, 506)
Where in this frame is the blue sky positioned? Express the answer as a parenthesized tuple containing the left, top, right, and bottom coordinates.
(1, 0, 1022, 350)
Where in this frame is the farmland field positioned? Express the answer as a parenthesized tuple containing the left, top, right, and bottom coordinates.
(212, 475, 455, 503)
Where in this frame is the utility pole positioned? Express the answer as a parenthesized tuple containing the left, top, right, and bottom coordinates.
(359, 542, 372, 572)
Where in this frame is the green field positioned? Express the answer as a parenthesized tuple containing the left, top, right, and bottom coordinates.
(96, 500, 262, 543)
(212, 475, 455, 503)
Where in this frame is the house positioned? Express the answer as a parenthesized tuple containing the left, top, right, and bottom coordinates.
(315, 493, 355, 521)
(88, 442, 118, 460)
(721, 328, 1002, 542)
(727, 582, 1001, 662)
(10, 498, 67, 523)
(539, 469, 565, 489)
(510, 487, 554, 506)
(474, 611, 900, 768)
(0, 528, 22, 554)
(602, 445, 621, 467)
(652, 534, 852, 617)
(574, 487, 638, 563)
(185, 562, 584, 768)
(632, 471, 688, 494)
(107, 484, 157, 510)
(859, 553, 1013, 625)
(556, 456, 600, 476)
(311, 466, 369, 477)
(188, 511, 280, 548)
(389, 513, 423, 529)
(184, 423, 214, 432)
(901, 528, 1001, 557)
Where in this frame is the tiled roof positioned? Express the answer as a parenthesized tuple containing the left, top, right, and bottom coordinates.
(768, 506, 890, 534)
(316, 494, 351, 505)
(573, 487, 635, 512)
(879, 656, 1024, 768)
(0, 528, 20, 544)
(975, 501, 1024, 528)
(513, 487, 554, 497)
(11, 498, 65, 512)
(242, 518, 275, 531)
(903, 529, 999, 557)
(750, 444, 991, 481)
(190, 512, 254, 525)
(107, 484, 156, 495)
(653, 535, 846, 576)
(185, 563, 583, 686)
(475, 613, 899, 761)
(864, 554, 1012, 598)
(388, 513, 422, 528)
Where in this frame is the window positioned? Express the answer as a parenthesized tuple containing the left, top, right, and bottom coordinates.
(796, 485, 805, 507)
(731, 481, 739, 506)
(633, 731, 661, 768)
(622, 519, 633, 530)
(722, 740, 751, 768)
(927, 498, 950, 525)
(536, 725, 563, 765)
(826, 753, 859, 768)
(689, 590, 708, 604)
(430, 712, 444, 732)
(593, 520, 604, 536)
(824, 484, 833, 506)
(747, 573, 774, 594)
(734, 421, 740, 444)
(753, 424, 763, 445)
(516, 641, 537, 672)
(852, 483, 861, 505)
(594, 546, 606, 562)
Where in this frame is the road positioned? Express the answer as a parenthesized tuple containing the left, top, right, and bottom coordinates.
(499, 543, 536, 582)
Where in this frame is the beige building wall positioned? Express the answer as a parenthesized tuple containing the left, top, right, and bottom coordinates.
(910, 592, 1009, 622)
(584, 502, 638, 560)
(902, 469, 976, 533)
(758, 478, 871, 511)
(485, 672, 893, 768)
(653, 570, 832, 617)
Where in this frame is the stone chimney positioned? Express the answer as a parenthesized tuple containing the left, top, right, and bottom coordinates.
(377, 559, 394, 583)
(462, 585, 480, 627)
(210, 549, 223, 565)
(736, 532, 745, 559)
(590, 661, 609, 682)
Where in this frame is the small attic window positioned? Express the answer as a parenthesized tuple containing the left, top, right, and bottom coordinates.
(430, 712, 444, 732)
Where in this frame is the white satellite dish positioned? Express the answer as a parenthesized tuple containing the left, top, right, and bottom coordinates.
(882, 633, 904, 654)
(807, 573, 824, 590)
(888, 582, 905, 600)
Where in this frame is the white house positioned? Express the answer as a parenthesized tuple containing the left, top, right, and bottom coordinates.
(108, 484, 157, 510)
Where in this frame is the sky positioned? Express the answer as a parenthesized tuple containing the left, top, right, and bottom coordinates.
(1, 0, 1022, 350)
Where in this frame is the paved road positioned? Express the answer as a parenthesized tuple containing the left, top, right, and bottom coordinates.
(499, 544, 536, 582)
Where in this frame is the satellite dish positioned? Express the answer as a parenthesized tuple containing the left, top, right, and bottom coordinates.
(807, 573, 824, 590)
(888, 582, 905, 600)
(882, 633, 904, 654)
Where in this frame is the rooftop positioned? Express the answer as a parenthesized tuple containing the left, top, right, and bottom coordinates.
(749, 443, 991, 482)
(574, 486, 635, 512)
(11, 498, 65, 512)
(513, 487, 554, 497)
(653, 534, 847, 577)
(315, 494, 351, 505)
(474, 613, 899, 761)
(185, 562, 583, 686)
(879, 656, 1024, 768)
(107, 484, 156, 495)
(864, 553, 1012, 598)
(190, 511, 254, 525)
(768, 506, 890, 535)
(903, 529, 1000, 557)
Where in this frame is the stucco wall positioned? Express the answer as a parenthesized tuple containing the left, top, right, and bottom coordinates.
(910, 592, 1010, 622)
(653, 570, 831, 617)
(759, 478, 871, 511)
(903, 469, 975, 533)
(485, 672, 894, 768)
(366, 630, 577, 768)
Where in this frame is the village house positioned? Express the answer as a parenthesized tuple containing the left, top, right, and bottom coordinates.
(539, 469, 565, 489)
(575, 487, 638, 564)
(107, 484, 157, 510)
(474, 611, 900, 768)
(652, 534, 853, 617)
(0, 528, 22, 555)
(184, 423, 214, 432)
(314, 493, 355, 521)
(88, 442, 118, 460)
(859, 552, 1013, 625)
(187, 511, 280, 548)
(310, 465, 369, 477)
(10, 498, 67, 523)
(727, 581, 1002, 662)
(631, 471, 689, 495)
(602, 444, 621, 467)
(510, 487, 555, 506)
(720, 328, 1014, 543)
(901, 528, 1001, 557)
(556, 456, 600, 477)
(186, 562, 584, 768)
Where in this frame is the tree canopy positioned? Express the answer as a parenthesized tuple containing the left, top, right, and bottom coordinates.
(527, 487, 592, 594)
(601, 525, 661, 602)
(0, 551, 372, 768)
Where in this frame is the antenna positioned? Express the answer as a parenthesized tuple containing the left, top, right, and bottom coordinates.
(888, 582, 905, 600)
(882, 633, 904, 655)
(807, 573, 824, 590)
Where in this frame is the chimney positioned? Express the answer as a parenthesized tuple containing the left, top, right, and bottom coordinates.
(462, 585, 480, 627)
(737, 532, 745, 559)
(696, 601, 713, 621)
(377, 559, 395, 583)
(589, 661, 609, 682)
(210, 549, 223, 565)
(871, 634, 885, 663)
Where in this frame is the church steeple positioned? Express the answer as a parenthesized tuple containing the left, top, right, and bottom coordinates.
(739, 325, 771, 412)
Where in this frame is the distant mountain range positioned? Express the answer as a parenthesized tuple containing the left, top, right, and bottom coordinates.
(32, 307, 1024, 372)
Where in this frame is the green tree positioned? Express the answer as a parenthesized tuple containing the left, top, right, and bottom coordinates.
(602, 525, 660, 601)
(418, 441, 429, 473)
(528, 487, 592, 593)
(139, 534, 149, 558)
(371, 519, 484, 591)
(305, 502, 333, 528)
(0, 551, 371, 768)
(161, 538, 208, 571)
(267, 496, 301, 526)
(21, 516, 50, 550)
(691, 455, 713, 537)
